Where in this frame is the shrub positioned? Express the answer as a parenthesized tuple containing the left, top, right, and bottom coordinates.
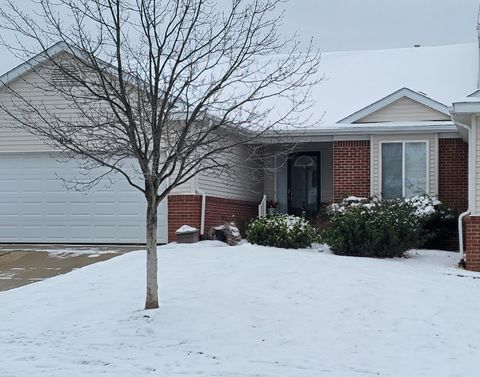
(246, 214, 320, 249)
(322, 197, 422, 258)
(405, 196, 458, 249)
(325, 194, 458, 253)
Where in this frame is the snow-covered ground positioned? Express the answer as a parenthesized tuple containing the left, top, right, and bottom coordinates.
(0, 242, 479, 377)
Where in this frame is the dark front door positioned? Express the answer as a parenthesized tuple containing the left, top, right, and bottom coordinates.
(288, 152, 321, 219)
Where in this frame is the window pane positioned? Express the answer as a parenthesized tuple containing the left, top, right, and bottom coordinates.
(405, 142, 427, 197)
(382, 143, 403, 198)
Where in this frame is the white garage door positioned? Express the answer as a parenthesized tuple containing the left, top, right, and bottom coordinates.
(0, 153, 167, 243)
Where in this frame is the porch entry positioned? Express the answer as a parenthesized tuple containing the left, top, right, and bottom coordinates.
(287, 152, 321, 219)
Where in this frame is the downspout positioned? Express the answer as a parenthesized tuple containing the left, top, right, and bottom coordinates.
(455, 120, 472, 262)
(195, 176, 206, 237)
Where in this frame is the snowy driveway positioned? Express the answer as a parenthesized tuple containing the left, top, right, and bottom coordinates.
(0, 242, 479, 376)
(0, 245, 136, 291)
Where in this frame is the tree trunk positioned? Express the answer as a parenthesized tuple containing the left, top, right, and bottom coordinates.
(144, 198, 159, 309)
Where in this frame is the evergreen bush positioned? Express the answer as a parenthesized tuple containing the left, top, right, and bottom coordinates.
(322, 197, 422, 258)
(246, 214, 320, 249)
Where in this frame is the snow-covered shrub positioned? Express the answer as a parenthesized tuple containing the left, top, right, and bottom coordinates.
(323, 194, 458, 255)
(322, 199, 421, 258)
(409, 196, 458, 249)
(246, 214, 320, 249)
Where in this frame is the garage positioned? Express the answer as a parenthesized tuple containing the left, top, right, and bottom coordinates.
(0, 153, 168, 244)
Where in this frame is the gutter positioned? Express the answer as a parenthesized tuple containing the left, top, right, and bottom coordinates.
(195, 176, 206, 237)
(252, 123, 459, 143)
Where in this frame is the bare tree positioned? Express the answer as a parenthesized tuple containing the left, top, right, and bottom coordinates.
(0, 0, 320, 309)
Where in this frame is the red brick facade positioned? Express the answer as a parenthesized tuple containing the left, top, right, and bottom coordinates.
(464, 216, 480, 272)
(167, 195, 202, 242)
(438, 138, 468, 212)
(333, 140, 371, 201)
(204, 196, 258, 232)
(168, 194, 258, 242)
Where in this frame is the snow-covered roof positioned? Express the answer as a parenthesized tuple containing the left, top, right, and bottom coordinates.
(313, 43, 478, 128)
(1, 42, 477, 134)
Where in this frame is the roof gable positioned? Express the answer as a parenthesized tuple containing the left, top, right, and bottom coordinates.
(339, 88, 451, 124)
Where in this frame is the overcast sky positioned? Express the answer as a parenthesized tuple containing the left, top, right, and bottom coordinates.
(0, 0, 479, 71)
(280, 0, 480, 51)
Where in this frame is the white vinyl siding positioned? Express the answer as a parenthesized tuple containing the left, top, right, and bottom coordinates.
(0, 66, 66, 151)
(356, 97, 451, 123)
(197, 144, 262, 202)
(371, 134, 438, 196)
(170, 178, 196, 195)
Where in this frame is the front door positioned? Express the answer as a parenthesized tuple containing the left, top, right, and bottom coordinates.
(287, 153, 321, 219)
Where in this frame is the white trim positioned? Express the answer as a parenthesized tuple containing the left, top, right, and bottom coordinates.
(433, 133, 439, 194)
(451, 102, 480, 114)
(333, 134, 370, 141)
(471, 115, 478, 214)
(378, 140, 429, 198)
(339, 88, 451, 124)
(256, 123, 458, 143)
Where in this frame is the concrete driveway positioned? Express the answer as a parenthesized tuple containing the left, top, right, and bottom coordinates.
(0, 245, 140, 291)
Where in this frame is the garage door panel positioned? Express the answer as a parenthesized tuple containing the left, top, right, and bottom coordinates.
(0, 153, 167, 243)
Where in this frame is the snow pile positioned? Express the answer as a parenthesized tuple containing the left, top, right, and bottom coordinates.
(0, 243, 479, 376)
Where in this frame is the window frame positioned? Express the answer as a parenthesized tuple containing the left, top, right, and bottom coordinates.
(379, 140, 429, 198)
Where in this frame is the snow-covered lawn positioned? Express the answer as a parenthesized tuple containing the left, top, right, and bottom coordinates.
(0, 242, 479, 377)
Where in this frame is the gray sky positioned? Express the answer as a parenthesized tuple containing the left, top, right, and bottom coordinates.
(1, 0, 479, 71)
(280, 0, 480, 51)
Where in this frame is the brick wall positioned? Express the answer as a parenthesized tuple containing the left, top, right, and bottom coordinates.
(438, 138, 468, 212)
(204, 196, 258, 234)
(168, 194, 258, 242)
(168, 195, 202, 242)
(333, 140, 371, 201)
(464, 216, 480, 272)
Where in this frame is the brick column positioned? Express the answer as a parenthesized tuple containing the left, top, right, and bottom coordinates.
(438, 138, 468, 212)
(333, 140, 371, 202)
(464, 216, 480, 272)
(168, 195, 202, 242)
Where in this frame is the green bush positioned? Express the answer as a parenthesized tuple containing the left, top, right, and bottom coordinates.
(246, 214, 320, 249)
(322, 198, 422, 258)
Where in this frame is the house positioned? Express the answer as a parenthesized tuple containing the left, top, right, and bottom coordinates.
(1, 24, 480, 273)
(168, 43, 479, 268)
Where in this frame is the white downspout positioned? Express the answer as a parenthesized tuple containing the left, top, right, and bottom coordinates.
(455, 120, 472, 262)
(195, 176, 206, 237)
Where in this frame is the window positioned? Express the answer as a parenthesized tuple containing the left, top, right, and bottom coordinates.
(381, 141, 427, 198)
